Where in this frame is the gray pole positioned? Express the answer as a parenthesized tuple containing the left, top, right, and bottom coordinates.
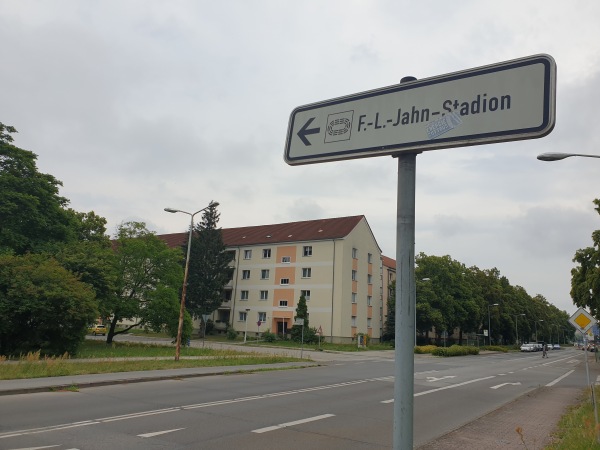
(393, 150, 417, 449)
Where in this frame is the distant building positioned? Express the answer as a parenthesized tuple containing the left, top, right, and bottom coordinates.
(160, 215, 395, 343)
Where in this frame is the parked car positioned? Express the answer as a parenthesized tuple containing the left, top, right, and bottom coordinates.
(553, 344, 561, 350)
(520, 343, 535, 352)
(89, 324, 106, 336)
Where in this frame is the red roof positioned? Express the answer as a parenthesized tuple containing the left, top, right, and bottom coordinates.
(382, 255, 396, 269)
(159, 215, 366, 248)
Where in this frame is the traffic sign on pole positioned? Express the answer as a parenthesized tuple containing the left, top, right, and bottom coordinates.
(284, 54, 556, 165)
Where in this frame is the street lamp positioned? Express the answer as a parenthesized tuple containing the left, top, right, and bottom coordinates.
(244, 308, 251, 343)
(164, 200, 219, 361)
(537, 152, 600, 161)
(513, 314, 525, 345)
(487, 303, 499, 346)
(534, 319, 544, 342)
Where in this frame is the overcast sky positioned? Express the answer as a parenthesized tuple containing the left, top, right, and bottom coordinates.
(2, 1, 599, 315)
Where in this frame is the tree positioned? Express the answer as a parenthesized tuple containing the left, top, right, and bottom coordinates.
(0, 253, 98, 356)
(185, 203, 233, 319)
(0, 123, 76, 255)
(382, 280, 395, 342)
(103, 222, 187, 343)
(571, 199, 600, 317)
(291, 294, 307, 341)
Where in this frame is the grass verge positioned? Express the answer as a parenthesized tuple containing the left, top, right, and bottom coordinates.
(546, 388, 600, 449)
(0, 341, 304, 380)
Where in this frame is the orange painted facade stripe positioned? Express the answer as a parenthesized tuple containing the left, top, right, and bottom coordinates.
(276, 246, 297, 263)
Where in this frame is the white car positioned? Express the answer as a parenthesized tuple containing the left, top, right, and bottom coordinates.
(520, 343, 535, 352)
(553, 344, 561, 350)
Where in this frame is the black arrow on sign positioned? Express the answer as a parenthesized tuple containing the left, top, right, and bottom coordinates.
(297, 117, 320, 146)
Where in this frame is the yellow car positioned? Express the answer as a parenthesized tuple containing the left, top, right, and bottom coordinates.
(88, 324, 107, 336)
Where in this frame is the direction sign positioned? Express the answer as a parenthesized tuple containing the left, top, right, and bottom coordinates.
(284, 54, 556, 165)
(569, 307, 597, 333)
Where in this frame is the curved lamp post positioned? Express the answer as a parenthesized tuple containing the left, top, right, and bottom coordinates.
(164, 200, 219, 361)
(537, 152, 600, 161)
(487, 303, 499, 346)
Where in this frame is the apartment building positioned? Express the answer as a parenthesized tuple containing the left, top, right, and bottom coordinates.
(161, 215, 389, 343)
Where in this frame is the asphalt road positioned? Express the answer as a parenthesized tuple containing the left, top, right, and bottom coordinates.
(0, 347, 590, 449)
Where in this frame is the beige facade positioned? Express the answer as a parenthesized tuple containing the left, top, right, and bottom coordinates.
(161, 215, 393, 343)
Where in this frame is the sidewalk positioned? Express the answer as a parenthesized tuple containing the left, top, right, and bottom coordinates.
(417, 385, 583, 449)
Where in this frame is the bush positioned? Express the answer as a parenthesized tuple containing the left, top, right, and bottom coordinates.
(414, 345, 438, 354)
(432, 345, 479, 357)
(262, 330, 277, 342)
(480, 345, 508, 352)
(226, 328, 238, 341)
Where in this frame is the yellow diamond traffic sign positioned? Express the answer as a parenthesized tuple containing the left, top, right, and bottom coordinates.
(569, 308, 597, 333)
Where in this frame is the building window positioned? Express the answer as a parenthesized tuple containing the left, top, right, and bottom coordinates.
(368, 274, 373, 284)
(303, 246, 312, 257)
(242, 270, 250, 280)
(239, 311, 248, 321)
(244, 250, 252, 260)
(301, 290, 311, 300)
(262, 248, 271, 258)
(279, 300, 288, 307)
(351, 316, 356, 327)
(352, 248, 358, 259)
(260, 290, 268, 300)
(258, 312, 267, 322)
(261, 269, 270, 280)
(282, 256, 291, 263)
(280, 278, 289, 285)
(352, 293, 357, 303)
(240, 290, 249, 300)
(367, 295, 372, 306)
(302, 267, 311, 278)
(352, 270, 357, 281)
(367, 318, 372, 328)
(368, 253, 372, 264)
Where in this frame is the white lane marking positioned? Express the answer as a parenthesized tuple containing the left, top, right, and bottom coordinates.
(546, 370, 575, 387)
(1, 377, 388, 439)
(381, 376, 497, 402)
(490, 382, 521, 389)
(252, 414, 335, 434)
(7, 446, 61, 449)
(415, 370, 438, 375)
(426, 376, 456, 382)
(138, 428, 185, 438)
(99, 407, 180, 423)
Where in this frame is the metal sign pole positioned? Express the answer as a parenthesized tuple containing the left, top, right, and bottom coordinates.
(393, 151, 417, 449)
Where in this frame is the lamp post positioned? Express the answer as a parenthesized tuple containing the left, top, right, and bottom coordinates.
(513, 314, 525, 345)
(487, 303, 499, 346)
(164, 200, 219, 361)
(535, 319, 544, 342)
(244, 308, 250, 343)
(537, 152, 600, 161)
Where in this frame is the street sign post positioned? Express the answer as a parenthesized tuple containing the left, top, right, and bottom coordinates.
(284, 54, 556, 166)
(283, 54, 557, 450)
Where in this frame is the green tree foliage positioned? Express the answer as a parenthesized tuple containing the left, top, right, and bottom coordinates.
(185, 203, 233, 319)
(104, 222, 187, 343)
(414, 253, 570, 345)
(290, 295, 316, 342)
(382, 280, 395, 342)
(572, 199, 600, 317)
(0, 253, 98, 356)
(0, 122, 75, 254)
(53, 210, 117, 305)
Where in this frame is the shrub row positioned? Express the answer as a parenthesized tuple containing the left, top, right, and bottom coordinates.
(414, 345, 438, 354)
(431, 345, 479, 357)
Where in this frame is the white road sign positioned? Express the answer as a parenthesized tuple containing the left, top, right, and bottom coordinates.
(284, 54, 556, 165)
